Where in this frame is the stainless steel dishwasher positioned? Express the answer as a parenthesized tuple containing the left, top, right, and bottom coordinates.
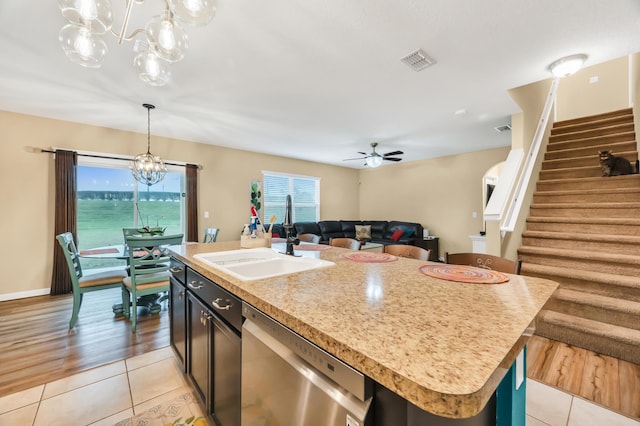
(242, 303, 373, 426)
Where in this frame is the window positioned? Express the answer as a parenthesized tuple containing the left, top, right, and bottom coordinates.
(77, 155, 185, 271)
(262, 171, 320, 224)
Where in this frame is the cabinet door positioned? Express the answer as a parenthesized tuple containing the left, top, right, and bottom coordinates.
(213, 318, 241, 426)
(188, 293, 212, 411)
(169, 277, 187, 371)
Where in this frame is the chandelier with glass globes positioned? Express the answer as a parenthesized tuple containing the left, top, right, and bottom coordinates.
(58, 0, 216, 86)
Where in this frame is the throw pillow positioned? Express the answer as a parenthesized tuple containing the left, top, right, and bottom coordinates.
(399, 225, 415, 238)
(355, 225, 372, 240)
(390, 229, 404, 241)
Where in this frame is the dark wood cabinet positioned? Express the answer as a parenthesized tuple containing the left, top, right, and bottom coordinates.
(414, 237, 439, 261)
(187, 292, 213, 409)
(169, 259, 187, 371)
(179, 265, 242, 425)
(169, 277, 187, 370)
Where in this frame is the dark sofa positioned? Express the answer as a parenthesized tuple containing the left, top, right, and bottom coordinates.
(272, 220, 423, 246)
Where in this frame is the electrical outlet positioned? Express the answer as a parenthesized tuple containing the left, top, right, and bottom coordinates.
(204, 211, 209, 219)
(472, 211, 477, 219)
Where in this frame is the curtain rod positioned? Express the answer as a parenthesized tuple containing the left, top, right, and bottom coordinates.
(34, 147, 202, 169)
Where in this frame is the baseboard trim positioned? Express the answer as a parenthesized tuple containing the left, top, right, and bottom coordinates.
(0, 288, 51, 302)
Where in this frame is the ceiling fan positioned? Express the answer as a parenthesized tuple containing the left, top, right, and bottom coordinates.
(343, 142, 404, 168)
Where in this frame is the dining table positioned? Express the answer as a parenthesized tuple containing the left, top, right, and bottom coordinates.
(79, 244, 166, 315)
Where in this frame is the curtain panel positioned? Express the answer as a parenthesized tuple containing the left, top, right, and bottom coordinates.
(186, 164, 198, 242)
(50, 150, 77, 295)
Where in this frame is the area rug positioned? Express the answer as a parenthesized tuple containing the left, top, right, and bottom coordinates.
(115, 392, 208, 426)
(340, 252, 398, 263)
(419, 264, 509, 284)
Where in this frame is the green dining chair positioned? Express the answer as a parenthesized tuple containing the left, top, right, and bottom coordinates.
(203, 227, 219, 243)
(122, 233, 184, 332)
(56, 232, 128, 329)
(122, 227, 140, 242)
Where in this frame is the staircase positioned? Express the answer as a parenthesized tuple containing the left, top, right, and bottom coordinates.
(518, 107, 640, 364)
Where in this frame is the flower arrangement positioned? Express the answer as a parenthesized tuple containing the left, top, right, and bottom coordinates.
(135, 203, 166, 236)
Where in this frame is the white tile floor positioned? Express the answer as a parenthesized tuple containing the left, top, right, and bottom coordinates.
(0, 347, 203, 426)
(526, 378, 640, 426)
(1, 346, 638, 426)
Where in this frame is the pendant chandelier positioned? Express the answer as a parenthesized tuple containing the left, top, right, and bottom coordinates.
(131, 103, 167, 186)
(58, 0, 217, 86)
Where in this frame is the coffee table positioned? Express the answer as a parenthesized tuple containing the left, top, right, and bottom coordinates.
(359, 242, 383, 253)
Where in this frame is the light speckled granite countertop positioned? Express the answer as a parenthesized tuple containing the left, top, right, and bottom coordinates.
(170, 241, 558, 419)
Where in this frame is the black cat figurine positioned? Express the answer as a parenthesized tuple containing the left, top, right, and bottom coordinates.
(598, 150, 636, 176)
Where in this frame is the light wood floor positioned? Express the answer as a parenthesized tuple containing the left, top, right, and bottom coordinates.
(527, 334, 640, 421)
(0, 287, 168, 398)
(1, 289, 639, 421)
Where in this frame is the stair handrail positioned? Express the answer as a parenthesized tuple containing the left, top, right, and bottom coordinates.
(500, 77, 560, 234)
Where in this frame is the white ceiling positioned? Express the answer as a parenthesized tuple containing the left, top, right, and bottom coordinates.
(1, 0, 640, 168)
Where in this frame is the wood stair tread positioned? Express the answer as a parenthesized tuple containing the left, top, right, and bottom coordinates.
(536, 310, 640, 345)
(521, 230, 640, 244)
(543, 150, 638, 166)
(520, 263, 640, 289)
(546, 131, 636, 148)
(534, 187, 640, 196)
(553, 288, 640, 314)
(537, 174, 640, 184)
(553, 108, 633, 128)
(531, 201, 640, 209)
(526, 216, 640, 226)
(518, 245, 640, 264)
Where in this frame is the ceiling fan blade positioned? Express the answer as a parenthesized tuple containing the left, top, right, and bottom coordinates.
(383, 150, 404, 157)
(383, 157, 402, 162)
(342, 157, 366, 161)
(357, 152, 368, 155)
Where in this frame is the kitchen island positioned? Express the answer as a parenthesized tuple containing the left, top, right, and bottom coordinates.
(169, 241, 558, 423)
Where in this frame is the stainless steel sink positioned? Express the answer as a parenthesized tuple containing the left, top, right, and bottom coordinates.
(194, 248, 334, 281)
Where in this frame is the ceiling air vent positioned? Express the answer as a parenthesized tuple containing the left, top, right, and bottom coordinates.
(494, 124, 512, 133)
(401, 49, 436, 71)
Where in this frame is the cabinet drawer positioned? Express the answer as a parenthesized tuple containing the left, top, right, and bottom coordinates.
(170, 258, 187, 285)
(186, 268, 242, 332)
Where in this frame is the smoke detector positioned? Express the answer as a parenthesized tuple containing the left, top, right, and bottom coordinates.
(494, 124, 512, 133)
(401, 49, 436, 71)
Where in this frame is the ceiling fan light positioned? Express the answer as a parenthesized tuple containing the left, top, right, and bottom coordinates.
(548, 54, 587, 78)
(145, 12, 188, 63)
(169, 0, 217, 26)
(58, 0, 113, 34)
(59, 24, 107, 68)
(366, 155, 383, 168)
(134, 49, 171, 86)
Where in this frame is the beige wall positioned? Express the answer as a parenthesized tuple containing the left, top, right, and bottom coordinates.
(555, 55, 630, 121)
(358, 147, 510, 259)
(0, 110, 359, 298)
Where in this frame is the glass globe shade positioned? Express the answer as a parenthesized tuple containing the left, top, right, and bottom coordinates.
(134, 49, 171, 86)
(59, 24, 107, 68)
(548, 54, 588, 78)
(58, 0, 113, 34)
(366, 155, 383, 168)
(169, 0, 217, 26)
(131, 152, 167, 186)
(145, 14, 188, 62)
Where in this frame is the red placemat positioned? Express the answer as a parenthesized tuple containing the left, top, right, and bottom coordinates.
(79, 247, 119, 256)
(294, 244, 332, 251)
(340, 252, 398, 263)
(419, 264, 510, 284)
